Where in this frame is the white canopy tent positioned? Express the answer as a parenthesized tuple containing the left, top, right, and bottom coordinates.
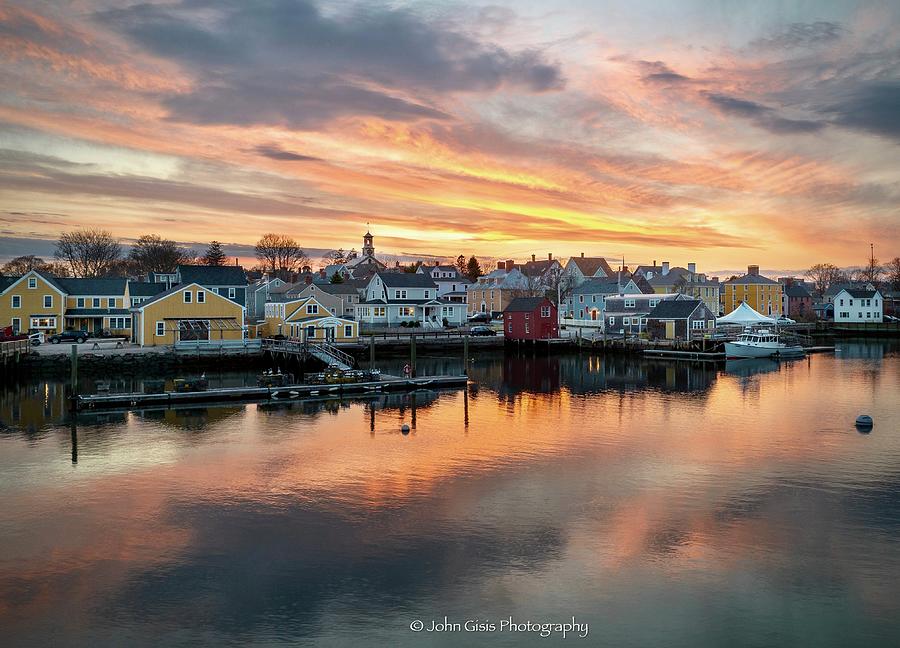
(716, 302, 777, 326)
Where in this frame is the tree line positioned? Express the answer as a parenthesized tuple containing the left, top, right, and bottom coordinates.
(0, 229, 317, 279)
(805, 256, 900, 296)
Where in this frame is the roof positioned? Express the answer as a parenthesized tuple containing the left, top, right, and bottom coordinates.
(177, 264, 247, 286)
(648, 299, 704, 319)
(55, 277, 128, 295)
(724, 272, 779, 285)
(318, 280, 367, 295)
(843, 288, 878, 298)
(375, 272, 437, 288)
(784, 285, 812, 298)
(133, 282, 238, 310)
(504, 297, 550, 312)
(360, 298, 444, 306)
(572, 279, 625, 296)
(569, 256, 614, 278)
(0, 276, 15, 292)
(128, 281, 165, 297)
(717, 301, 776, 325)
(647, 271, 716, 287)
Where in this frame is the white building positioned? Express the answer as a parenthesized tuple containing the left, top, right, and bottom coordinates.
(833, 288, 883, 323)
(355, 272, 466, 328)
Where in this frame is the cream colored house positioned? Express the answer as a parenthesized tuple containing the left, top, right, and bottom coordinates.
(264, 296, 358, 342)
(131, 282, 246, 346)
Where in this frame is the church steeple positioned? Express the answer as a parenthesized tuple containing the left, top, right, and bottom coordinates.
(363, 230, 374, 257)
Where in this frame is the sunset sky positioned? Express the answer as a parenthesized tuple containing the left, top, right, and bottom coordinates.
(1, 0, 898, 273)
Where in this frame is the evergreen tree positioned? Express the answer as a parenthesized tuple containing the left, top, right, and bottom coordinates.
(202, 240, 227, 266)
(465, 256, 483, 281)
(455, 254, 467, 276)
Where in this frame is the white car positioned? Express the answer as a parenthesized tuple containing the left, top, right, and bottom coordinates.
(28, 332, 45, 346)
(776, 316, 796, 325)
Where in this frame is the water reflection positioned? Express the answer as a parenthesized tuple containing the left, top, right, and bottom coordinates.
(1, 342, 899, 647)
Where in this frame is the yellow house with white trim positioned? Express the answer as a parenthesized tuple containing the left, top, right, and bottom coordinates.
(0, 270, 67, 335)
(131, 282, 246, 347)
(723, 265, 783, 316)
(264, 296, 358, 342)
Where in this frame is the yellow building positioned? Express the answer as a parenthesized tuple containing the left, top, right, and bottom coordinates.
(723, 265, 783, 316)
(0, 270, 66, 335)
(131, 282, 246, 346)
(264, 296, 358, 342)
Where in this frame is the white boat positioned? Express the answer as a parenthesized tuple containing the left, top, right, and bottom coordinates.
(724, 328, 805, 359)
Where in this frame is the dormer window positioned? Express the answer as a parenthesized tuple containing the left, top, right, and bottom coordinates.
(28, 277, 37, 289)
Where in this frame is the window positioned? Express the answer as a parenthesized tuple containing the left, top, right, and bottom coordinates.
(11, 295, 21, 309)
(344, 325, 353, 338)
(156, 321, 165, 336)
(374, 307, 386, 317)
(398, 306, 415, 317)
(424, 290, 430, 299)
(11, 318, 21, 333)
(692, 320, 705, 329)
(524, 322, 530, 334)
(41, 295, 53, 308)
(197, 290, 205, 303)
(306, 326, 316, 339)
(623, 317, 631, 325)
(579, 295, 584, 303)
(108, 317, 132, 330)
(649, 299, 658, 307)
(508, 322, 513, 332)
(93, 298, 100, 308)
(624, 299, 635, 308)
(183, 291, 192, 303)
(609, 316, 615, 325)
(228, 287, 236, 299)
(107, 298, 115, 308)
(30, 317, 56, 330)
(28, 277, 36, 289)
(307, 303, 319, 315)
(77, 298, 85, 308)
(541, 306, 551, 318)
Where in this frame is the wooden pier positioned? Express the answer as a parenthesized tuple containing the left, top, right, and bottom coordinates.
(74, 374, 468, 411)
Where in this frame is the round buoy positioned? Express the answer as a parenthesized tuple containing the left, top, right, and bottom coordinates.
(855, 414, 873, 431)
(401, 424, 410, 434)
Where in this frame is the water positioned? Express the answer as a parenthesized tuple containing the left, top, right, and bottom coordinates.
(1, 341, 899, 647)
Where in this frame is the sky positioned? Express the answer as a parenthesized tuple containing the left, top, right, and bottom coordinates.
(1, 0, 898, 273)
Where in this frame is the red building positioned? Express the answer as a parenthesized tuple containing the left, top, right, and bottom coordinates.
(503, 297, 558, 340)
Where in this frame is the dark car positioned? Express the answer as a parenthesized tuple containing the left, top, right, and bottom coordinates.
(469, 325, 496, 336)
(48, 330, 88, 344)
(468, 312, 491, 323)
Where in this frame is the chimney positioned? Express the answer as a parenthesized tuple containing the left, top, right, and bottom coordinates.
(548, 253, 553, 261)
(497, 261, 506, 271)
(304, 274, 313, 285)
(319, 268, 326, 279)
(653, 259, 657, 267)
(688, 262, 696, 274)
(748, 264, 759, 276)
(434, 260, 439, 266)
(531, 254, 536, 262)
(662, 261, 670, 276)
(580, 252, 584, 258)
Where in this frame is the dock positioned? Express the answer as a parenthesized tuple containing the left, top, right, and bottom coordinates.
(74, 374, 468, 411)
(642, 349, 725, 361)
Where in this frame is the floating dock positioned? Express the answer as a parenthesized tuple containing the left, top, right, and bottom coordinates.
(75, 375, 468, 411)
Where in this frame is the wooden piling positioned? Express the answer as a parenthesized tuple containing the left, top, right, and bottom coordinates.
(410, 334, 417, 377)
(369, 335, 376, 368)
(463, 334, 469, 375)
(70, 344, 78, 396)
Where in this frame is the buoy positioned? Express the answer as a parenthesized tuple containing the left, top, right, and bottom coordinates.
(855, 414, 873, 431)
(401, 424, 410, 434)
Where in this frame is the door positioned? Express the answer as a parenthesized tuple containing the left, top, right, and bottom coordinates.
(665, 321, 675, 339)
(325, 327, 336, 342)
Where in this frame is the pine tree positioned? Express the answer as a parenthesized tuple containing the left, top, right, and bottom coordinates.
(465, 255, 483, 281)
(455, 254, 467, 276)
(202, 240, 227, 266)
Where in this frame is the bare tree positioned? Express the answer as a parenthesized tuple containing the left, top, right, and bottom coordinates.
(853, 255, 883, 285)
(254, 234, 308, 275)
(321, 248, 356, 266)
(2, 255, 46, 275)
(54, 229, 121, 277)
(128, 235, 195, 276)
(886, 257, 900, 290)
(804, 263, 846, 297)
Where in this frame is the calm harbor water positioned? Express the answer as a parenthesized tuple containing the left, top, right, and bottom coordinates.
(1, 341, 899, 647)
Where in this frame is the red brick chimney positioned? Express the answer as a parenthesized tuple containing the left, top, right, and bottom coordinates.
(748, 265, 760, 276)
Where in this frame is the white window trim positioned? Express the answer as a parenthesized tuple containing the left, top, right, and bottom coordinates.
(11, 295, 21, 309)
(156, 321, 165, 336)
(43, 295, 53, 308)
(27, 277, 37, 289)
(183, 290, 192, 303)
(197, 290, 206, 303)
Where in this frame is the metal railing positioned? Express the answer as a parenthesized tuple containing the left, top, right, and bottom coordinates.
(308, 340, 355, 368)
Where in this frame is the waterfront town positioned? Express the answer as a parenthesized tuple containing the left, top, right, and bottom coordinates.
(1, 229, 897, 356)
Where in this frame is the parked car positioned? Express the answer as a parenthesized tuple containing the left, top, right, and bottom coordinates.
(468, 312, 491, 323)
(48, 330, 88, 344)
(885, 315, 899, 322)
(469, 325, 496, 336)
(776, 316, 797, 324)
(28, 332, 44, 346)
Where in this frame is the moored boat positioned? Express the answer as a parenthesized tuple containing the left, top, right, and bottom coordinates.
(724, 328, 805, 359)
